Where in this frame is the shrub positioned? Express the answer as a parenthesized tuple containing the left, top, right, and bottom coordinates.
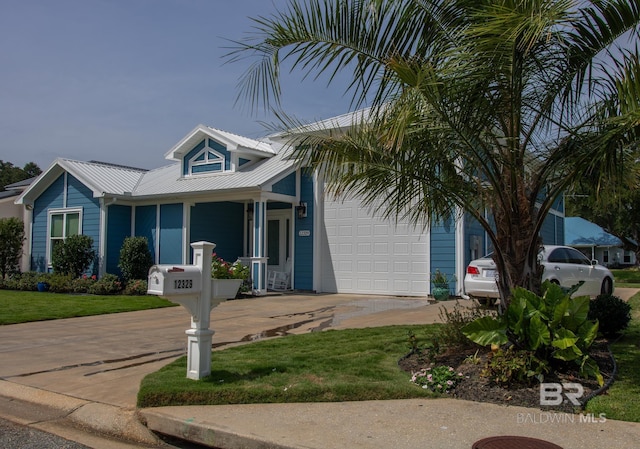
(52, 235, 96, 277)
(70, 275, 97, 293)
(118, 237, 153, 281)
(124, 279, 148, 295)
(2, 271, 47, 291)
(462, 282, 603, 385)
(588, 294, 632, 337)
(46, 273, 73, 293)
(0, 217, 25, 279)
(437, 300, 494, 348)
(88, 273, 122, 295)
(482, 347, 548, 386)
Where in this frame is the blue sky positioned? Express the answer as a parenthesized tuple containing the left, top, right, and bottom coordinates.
(0, 0, 353, 170)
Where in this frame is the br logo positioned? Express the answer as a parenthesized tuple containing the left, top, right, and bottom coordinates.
(540, 383, 584, 406)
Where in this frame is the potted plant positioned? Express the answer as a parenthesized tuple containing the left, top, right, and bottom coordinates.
(211, 254, 250, 303)
(431, 269, 455, 301)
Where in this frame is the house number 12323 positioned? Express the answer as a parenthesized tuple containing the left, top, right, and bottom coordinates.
(174, 279, 193, 289)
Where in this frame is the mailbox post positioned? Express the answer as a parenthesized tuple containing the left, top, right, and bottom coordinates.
(147, 241, 219, 380)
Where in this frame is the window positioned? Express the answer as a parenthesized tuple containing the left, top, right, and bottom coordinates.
(48, 208, 82, 264)
(624, 251, 631, 264)
(603, 250, 609, 264)
(189, 148, 224, 174)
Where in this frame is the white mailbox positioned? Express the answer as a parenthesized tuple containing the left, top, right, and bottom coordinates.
(147, 265, 202, 296)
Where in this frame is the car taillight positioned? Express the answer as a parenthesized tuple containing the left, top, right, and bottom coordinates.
(467, 266, 480, 275)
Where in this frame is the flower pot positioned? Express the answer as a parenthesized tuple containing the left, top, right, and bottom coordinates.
(37, 282, 49, 292)
(431, 283, 450, 301)
(211, 278, 243, 304)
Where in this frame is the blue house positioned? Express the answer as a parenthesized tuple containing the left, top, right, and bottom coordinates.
(15, 115, 565, 297)
(565, 216, 636, 267)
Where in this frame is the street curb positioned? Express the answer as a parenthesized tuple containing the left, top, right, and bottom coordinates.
(0, 380, 161, 446)
(140, 408, 297, 449)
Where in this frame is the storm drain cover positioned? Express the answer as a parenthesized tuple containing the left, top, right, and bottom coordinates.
(472, 435, 563, 449)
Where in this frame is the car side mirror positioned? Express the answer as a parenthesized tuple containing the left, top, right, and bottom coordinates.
(591, 259, 598, 266)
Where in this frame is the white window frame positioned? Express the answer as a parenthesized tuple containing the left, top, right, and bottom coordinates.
(46, 207, 83, 267)
(188, 145, 225, 175)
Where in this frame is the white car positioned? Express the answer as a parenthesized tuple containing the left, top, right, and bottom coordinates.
(464, 245, 615, 303)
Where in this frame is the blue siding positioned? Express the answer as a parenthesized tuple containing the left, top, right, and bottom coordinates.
(190, 202, 244, 263)
(30, 173, 100, 275)
(294, 171, 314, 290)
(430, 217, 456, 292)
(182, 138, 231, 176)
(31, 175, 65, 272)
(272, 172, 296, 196)
(182, 140, 206, 176)
(464, 212, 487, 267)
(106, 205, 132, 275)
(67, 175, 100, 276)
(159, 203, 183, 264)
(135, 205, 157, 263)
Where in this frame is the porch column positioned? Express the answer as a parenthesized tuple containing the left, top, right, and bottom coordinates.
(251, 200, 268, 295)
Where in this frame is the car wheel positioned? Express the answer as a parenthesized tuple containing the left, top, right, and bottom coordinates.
(601, 277, 613, 296)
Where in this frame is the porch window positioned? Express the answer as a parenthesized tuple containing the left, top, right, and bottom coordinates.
(603, 250, 609, 264)
(624, 251, 631, 264)
(48, 208, 82, 264)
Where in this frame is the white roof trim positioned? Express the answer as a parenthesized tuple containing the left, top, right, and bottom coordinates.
(165, 125, 276, 161)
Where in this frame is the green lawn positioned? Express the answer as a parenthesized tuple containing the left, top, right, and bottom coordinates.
(585, 292, 640, 422)
(0, 290, 176, 325)
(137, 325, 440, 407)
(612, 268, 640, 287)
(139, 292, 640, 422)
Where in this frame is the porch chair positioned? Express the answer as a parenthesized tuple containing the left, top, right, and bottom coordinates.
(268, 258, 292, 291)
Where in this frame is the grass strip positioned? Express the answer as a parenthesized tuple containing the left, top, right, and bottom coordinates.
(0, 290, 176, 324)
(137, 325, 440, 407)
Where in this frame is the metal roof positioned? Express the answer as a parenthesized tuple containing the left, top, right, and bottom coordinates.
(565, 217, 623, 247)
(133, 143, 295, 198)
(58, 159, 148, 196)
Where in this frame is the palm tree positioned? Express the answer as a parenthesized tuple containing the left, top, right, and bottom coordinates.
(228, 0, 640, 307)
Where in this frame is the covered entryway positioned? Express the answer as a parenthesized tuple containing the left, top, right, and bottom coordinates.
(320, 195, 430, 296)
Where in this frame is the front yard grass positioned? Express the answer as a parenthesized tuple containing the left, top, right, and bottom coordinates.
(137, 325, 439, 407)
(139, 294, 640, 422)
(0, 290, 176, 325)
(585, 292, 640, 422)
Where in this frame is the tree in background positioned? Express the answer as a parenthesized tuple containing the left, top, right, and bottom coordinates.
(567, 172, 640, 266)
(0, 161, 41, 190)
(0, 217, 25, 279)
(230, 0, 640, 307)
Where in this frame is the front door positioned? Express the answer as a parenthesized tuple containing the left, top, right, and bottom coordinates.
(267, 210, 292, 272)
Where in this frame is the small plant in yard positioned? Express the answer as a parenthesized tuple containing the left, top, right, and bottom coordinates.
(124, 279, 148, 295)
(70, 275, 97, 293)
(88, 273, 122, 295)
(411, 365, 464, 392)
(481, 347, 548, 386)
(437, 300, 493, 348)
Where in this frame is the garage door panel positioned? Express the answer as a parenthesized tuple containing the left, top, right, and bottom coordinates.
(322, 195, 429, 296)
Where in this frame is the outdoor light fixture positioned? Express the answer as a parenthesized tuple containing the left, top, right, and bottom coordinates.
(296, 201, 307, 219)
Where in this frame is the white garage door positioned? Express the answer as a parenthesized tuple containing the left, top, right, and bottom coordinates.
(321, 196, 429, 296)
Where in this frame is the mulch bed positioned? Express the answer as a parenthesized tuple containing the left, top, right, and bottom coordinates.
(398, 340, 615, 413)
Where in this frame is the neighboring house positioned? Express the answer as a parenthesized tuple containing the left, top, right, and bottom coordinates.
(1, 177, 36, 272)
(565, 216, 636, 267)
(15, 117, 565, 296)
